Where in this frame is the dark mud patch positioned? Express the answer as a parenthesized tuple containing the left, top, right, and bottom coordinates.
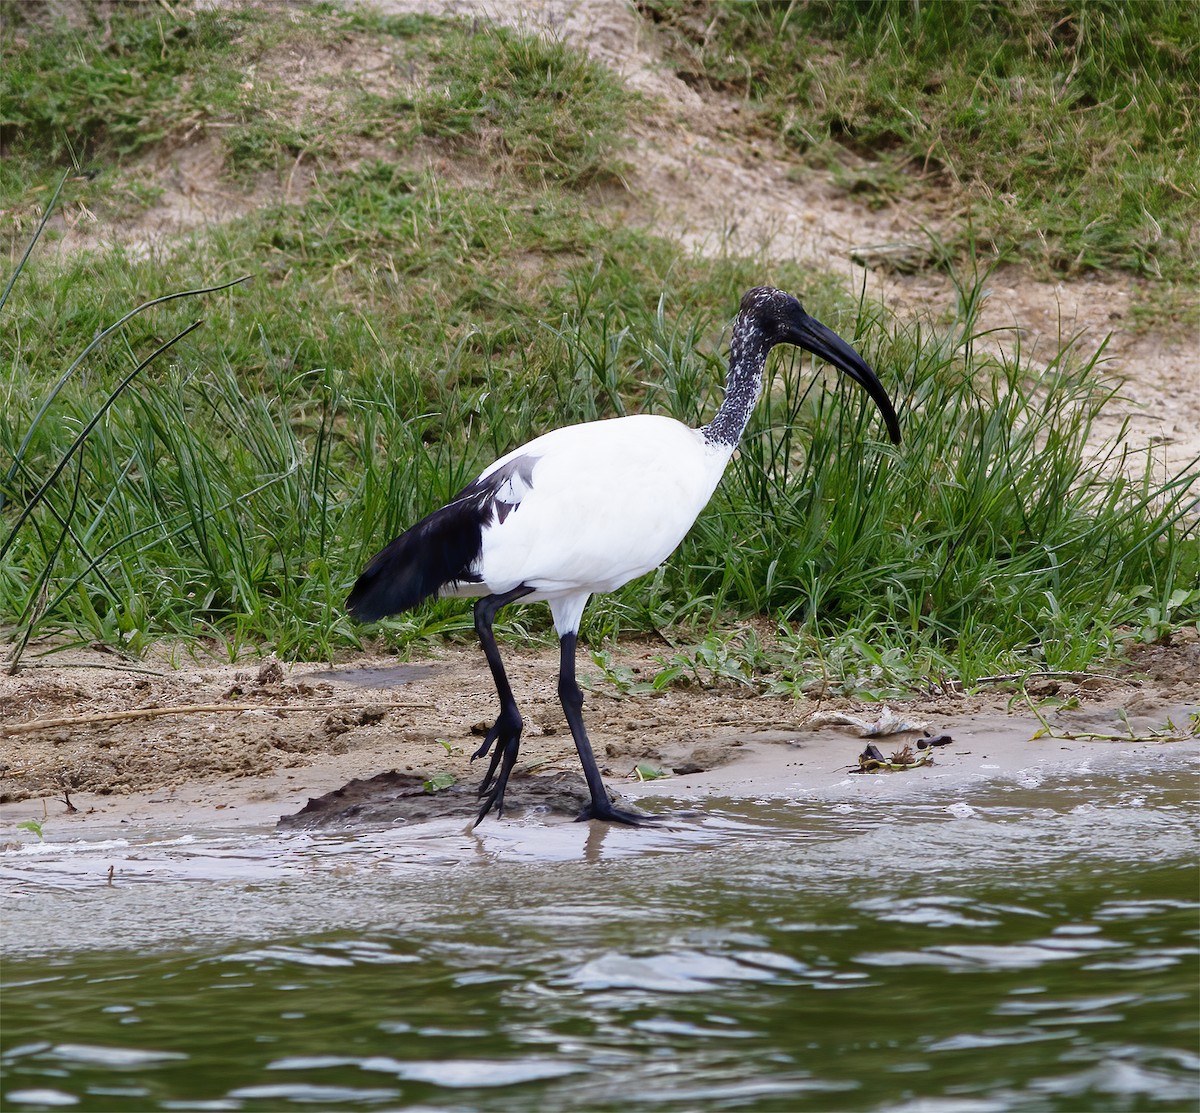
(277, 768, 592, 830)
(309, 664, 438, 688)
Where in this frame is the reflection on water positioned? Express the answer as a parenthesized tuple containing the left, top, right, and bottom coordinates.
(2, 766, 1197, 1112)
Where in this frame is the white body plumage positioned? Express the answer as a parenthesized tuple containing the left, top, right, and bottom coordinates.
(452, 414, 734, 633)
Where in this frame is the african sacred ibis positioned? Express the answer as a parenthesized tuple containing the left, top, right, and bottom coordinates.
(347, 287, 901, 826)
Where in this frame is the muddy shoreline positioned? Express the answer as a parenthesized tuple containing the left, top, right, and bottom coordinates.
(2, 641, 1195, 842)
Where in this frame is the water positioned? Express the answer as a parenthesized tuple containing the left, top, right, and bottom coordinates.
(2, 766, 1197, 1112)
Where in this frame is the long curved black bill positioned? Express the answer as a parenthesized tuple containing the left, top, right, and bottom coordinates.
(793, 313, 902, 445)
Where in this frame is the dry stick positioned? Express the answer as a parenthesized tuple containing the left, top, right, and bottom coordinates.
(2, 699, 415, 739)
(3, 703, 302, 738)
(17, 661, 170, 678)
(973, 670, 1123, 686)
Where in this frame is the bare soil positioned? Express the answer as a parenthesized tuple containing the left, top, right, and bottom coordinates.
(1, 636, 1196, 831)
(4, 0, 1197, 825)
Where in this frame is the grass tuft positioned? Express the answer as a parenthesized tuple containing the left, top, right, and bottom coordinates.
(411, 22, 634, 187)
(640, 0, 1200, 280)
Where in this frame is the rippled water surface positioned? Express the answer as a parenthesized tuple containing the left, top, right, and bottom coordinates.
(3, 766, 1197, 1112)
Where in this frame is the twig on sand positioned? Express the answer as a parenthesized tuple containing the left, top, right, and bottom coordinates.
(972, 670, 1125, 688)
(1, 703, 300, 738)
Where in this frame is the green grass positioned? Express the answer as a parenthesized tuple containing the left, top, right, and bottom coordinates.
(0, 2, 633, 230)
(410, 20, 634, 186)
(640, 0, 1200, 281)
(0, 1, 360, 235)
(2, 165, 1196, 679)
(1, 2, 1197, 689)
(670, 281, 1200, 687)
(0, 3, 326, 179)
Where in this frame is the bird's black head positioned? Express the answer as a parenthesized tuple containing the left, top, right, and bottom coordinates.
(738, 286, 902, 445)
(739, 286, 810, 345)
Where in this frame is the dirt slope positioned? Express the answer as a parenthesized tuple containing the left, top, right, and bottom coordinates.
(364, 0, 1199, 475)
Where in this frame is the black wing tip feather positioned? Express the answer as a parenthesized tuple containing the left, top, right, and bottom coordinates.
(345, 496, 489, 623)
(346, 457, 538, 624)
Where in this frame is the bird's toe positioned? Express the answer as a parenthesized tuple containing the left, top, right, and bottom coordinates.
(575, 798, 658, 826)
(471, 735, 521, 825)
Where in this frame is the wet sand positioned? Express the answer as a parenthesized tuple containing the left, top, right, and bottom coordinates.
(2, 689, 1194, 841)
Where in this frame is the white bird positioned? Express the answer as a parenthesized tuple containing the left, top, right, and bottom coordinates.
(347, 287, 901, 826)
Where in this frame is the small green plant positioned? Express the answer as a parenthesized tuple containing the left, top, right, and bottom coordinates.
(1027, 703, 1200, 744)
(423, 772, 456, 794)
(1134, 587, 1200, 644)
(16, 818, 44, 840)
(653, 629, 767, 691)
(587, 649, 656, 696)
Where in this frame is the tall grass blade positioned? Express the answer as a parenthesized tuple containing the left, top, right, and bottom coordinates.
(0, 169, 70, 317)
(1, 319, 204, 565)
(0, 275, 251, 511)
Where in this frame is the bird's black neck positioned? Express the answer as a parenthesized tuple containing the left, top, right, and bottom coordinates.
(700, 313, 772, 450)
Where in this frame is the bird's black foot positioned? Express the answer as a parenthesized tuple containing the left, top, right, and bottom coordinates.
(472, 726, 521, 827)
(575, 797, 658, 826)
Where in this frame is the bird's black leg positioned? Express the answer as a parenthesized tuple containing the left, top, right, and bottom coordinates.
(471, 586, 533, 826)
(558, 632, 655, 826)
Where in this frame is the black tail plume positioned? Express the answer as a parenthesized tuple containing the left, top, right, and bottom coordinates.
(345, 498, 485, 623)
(347, 455, 537, 623)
